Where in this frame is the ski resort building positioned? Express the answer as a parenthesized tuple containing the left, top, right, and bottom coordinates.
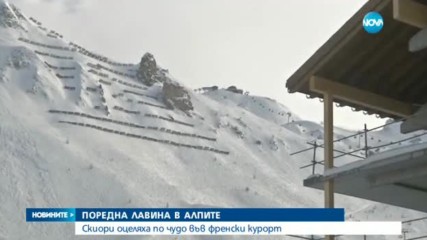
(286, 0, 427, 237)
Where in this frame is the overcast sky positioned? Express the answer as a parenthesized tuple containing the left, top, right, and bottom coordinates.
(12, 0, 387, 130)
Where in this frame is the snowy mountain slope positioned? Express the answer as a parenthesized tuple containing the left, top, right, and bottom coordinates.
(203, 89, 300, 125)
(0, 2, 426, 240)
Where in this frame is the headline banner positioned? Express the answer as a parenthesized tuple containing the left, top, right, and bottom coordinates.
(25, 208, 402, 236)
(26, 208, 345, 222)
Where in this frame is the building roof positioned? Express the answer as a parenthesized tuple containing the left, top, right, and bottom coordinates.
(285, 0, 427, 119)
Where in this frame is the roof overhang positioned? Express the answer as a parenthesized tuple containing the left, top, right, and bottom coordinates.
(286, 0, 427, 119)
(304, 143, 427, 213)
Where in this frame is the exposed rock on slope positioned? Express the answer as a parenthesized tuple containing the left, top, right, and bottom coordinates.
(136, 52, 194, 112)
(136, 52, 168, 86)
(226, 86, 243, 94)
(162, 80, 194, 113)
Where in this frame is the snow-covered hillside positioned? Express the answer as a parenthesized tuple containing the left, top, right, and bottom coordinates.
(0, 2, 426, 239)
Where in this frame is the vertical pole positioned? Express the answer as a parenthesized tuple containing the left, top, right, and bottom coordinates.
(364, 235, 367, 240)
(324, 93, 334, 240)
(312, 141, 317, 175)
(364, 124, 368, 157)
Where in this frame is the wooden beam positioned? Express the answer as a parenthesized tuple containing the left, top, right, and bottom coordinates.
(323, 92, 335, 207)
(393, 0, 427, 29)
(324, 93, 335, 240)
(309, 76, 414, 118)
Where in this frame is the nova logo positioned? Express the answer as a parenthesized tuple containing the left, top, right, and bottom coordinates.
(363, 11, 384, 34)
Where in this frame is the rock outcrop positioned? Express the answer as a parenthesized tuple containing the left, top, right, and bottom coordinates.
(162, 80, 193, 113)
(136, 53, 168, 86)
(226, 86, 243, 94)
(137, 52, 193, 113)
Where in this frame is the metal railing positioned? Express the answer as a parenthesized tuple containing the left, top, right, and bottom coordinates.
(289, 118, 427, 240)
(403, 216, 427, 240)
(407, 236, 427, 240)
(291, 119, 427, 175)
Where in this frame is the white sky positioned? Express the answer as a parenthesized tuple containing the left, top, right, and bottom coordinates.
(12, 0, 388, 130)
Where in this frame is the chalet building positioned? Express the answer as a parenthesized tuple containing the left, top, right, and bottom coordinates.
(286, 1, 427, 239)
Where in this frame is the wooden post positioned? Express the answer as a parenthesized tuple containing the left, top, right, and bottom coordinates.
(324, 93, 334, 240)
